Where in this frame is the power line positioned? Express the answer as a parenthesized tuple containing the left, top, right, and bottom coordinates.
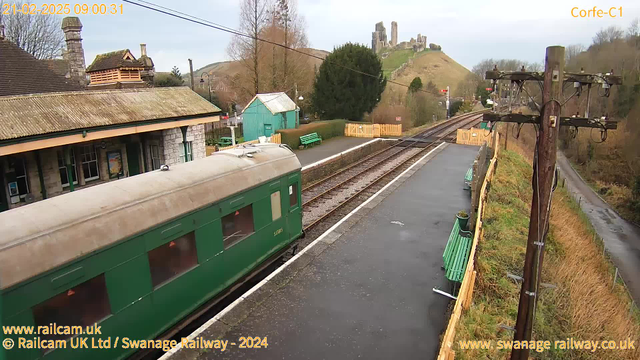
(121, 0, 429, 93)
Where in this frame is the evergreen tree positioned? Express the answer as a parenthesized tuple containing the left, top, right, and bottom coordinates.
(312, 43, 386, 120)
(408, 77, 423, 93)
(170, 66, 182, 80)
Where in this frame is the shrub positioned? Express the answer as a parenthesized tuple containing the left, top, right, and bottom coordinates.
(277, 120, 347, 148)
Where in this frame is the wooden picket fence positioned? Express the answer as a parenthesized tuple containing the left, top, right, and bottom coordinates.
(206, 133, 281, 155)
(437, 132, 500, 360)
(456, 128, 493, 146)
(344, 123, 402, 138)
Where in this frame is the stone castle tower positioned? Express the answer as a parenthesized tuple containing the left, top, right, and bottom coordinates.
(391, 21, 398, 47)
(371, 22, 388, 53)
(61, 17, 87, 87)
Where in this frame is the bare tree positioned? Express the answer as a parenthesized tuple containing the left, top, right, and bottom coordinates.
(262, 0, 309, 96)
(627, 18, 639, 39)
(0, 1, 64, 59)
(565, 44, 585, 68)
(592, 26, 624, 46)
(228, 0, 270, 97)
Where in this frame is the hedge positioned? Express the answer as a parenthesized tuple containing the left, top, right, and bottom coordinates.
(277, 120, 347, 148)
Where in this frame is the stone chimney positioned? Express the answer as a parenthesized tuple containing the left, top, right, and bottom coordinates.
(138, 43, 155, 85)
(61, 17, 87, 87)
(0, 24, 5, 40)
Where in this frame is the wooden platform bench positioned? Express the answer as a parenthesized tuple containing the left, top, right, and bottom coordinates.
(300, 132, 322, 148)
(442, 217, 473, 284)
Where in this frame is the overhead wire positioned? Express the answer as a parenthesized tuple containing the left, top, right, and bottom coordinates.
(122, 0, 436, 94)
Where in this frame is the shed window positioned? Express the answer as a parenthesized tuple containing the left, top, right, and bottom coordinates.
(80, 145, 100, 181)
(148, 232, 198, 287)
(222, 205, 255, 249)
(57, 149, 78, 187)
(289, 183, 298, 208)
(271, 191, 282, 221)
(32, 274, 111, 342)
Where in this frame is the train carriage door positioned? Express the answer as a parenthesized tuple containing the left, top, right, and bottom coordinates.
(286, 175, 302, 240)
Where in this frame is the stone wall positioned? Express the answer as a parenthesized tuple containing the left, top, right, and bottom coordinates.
(301, 140, 392, 186)
(162, 124, 206, 166)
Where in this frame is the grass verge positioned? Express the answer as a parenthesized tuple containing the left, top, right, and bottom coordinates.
(453, 149, 640, 359)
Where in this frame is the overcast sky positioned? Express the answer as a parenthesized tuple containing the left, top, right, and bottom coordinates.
(40, 0, 640, 73)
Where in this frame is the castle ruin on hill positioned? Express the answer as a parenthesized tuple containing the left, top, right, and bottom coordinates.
(371, 21, 428, 54)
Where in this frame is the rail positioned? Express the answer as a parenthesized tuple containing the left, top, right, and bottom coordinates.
(303, 113, 485, 232)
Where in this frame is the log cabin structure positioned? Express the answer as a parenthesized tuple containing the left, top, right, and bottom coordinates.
(86, 49, 149, 89)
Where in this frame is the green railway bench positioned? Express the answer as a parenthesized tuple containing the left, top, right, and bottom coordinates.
(218, 137, 233, 147)
(442, 216, 473, 283)
(300, 132, 322, 147)
(464, 167, 473, 190)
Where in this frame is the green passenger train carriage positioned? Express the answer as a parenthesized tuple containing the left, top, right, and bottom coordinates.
(0, 144, 303, 360)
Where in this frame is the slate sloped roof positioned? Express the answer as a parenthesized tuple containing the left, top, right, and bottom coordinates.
(0, 87, 221, 141)
(86, 49, 144, 72)
(243, 92, 297, 115)
(0, 39, 83, 96)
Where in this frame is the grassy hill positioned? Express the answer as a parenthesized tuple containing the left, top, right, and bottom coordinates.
(386, 50, 470, 95)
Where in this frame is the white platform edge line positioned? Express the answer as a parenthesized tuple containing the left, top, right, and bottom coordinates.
(159, 141, 447, 359)
(301, 138, 381, 171)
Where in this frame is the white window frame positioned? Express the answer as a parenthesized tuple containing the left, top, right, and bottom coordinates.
(81, 145, 100, 181)
(57, 149, 78, 187)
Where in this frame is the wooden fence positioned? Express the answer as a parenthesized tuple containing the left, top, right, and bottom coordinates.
(344, 123, 402, 138)
(456, 128, 492, 146)
(437, 132, 499, 360)
(206, 133, 281, 155)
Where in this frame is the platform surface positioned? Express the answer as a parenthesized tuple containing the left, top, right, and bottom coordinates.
(173, 144, 479, 360)
(294, 136, 372, 166)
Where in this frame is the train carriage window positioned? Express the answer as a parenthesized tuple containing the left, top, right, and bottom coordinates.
(32, 274, 111, 342)
(289, 183, 298, 208)
(271, 192, 282, 221)
(222, 204, 255, 249)
(148, 232, 198, 287)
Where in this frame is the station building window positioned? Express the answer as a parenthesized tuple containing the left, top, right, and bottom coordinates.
(148, 232, 198, 287)
(179, 142, 193, 163)
(32, 274, 111, 342)
(150, 145, 162, 170)
(289, 183, 298, 208)
(271, 191, 282, 221)
(8, 157, 29, 199)
(222, 204, 255, 249)
(80, 145, 100, 181)
(57, 149, 78, 187)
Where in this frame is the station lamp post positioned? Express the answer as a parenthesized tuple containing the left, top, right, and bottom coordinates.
(199, 72, 211, 103)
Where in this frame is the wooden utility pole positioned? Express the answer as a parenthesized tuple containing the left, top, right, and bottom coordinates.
(188, 59, 195, 91)
(511, 46, 564, 360)
(484, 48, 621, 360)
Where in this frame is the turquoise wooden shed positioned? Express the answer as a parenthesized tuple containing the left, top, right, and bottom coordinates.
(241, 92, 298, 141)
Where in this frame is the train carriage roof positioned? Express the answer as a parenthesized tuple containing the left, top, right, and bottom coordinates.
(0, 144, 300, 290)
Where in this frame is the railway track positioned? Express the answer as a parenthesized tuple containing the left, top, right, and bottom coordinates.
(138, 111, 485, 360)
(301, 111, 485, 234)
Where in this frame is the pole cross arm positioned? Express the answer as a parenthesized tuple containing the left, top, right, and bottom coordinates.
(483, 113, 617, 129)
(486, 71, 622, 85)
(485, 71, 543, 82)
